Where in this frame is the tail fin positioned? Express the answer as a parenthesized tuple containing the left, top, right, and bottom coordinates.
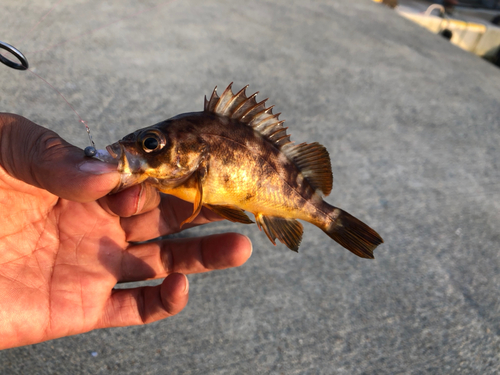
(322, 207, 383, 259)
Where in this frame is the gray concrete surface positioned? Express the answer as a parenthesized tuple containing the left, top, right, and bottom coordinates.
(1, 0, 500, 373)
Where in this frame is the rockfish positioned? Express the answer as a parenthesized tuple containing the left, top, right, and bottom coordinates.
(106, 84, 383, 258)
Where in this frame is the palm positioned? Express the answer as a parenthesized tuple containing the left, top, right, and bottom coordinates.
(1, 167, 126, 344)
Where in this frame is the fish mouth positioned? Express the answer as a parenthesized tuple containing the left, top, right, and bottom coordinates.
(105, 142, 122, 160)
(106, 141, 147, 194)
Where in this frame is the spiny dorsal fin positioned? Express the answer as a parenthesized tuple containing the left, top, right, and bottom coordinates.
(204, 84, 333, 196)
(204, 83, 289, 148)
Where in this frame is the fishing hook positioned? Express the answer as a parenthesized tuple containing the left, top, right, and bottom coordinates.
(0, 40, 29, 70)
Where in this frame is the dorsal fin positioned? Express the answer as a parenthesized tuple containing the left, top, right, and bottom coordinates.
(204, 83, 333, 196)
(204, 83, 287, 146)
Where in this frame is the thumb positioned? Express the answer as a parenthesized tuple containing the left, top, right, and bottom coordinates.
(0, 113, 120, 202)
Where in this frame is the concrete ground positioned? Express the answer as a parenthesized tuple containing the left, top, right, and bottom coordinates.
(1, 0, 499, 373)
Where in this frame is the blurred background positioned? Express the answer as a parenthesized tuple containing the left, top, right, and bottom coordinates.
(0, 0, 499, 373)
(389, 0, 500, 67)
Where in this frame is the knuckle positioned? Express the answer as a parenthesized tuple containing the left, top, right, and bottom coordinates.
(160, 241, 175, 275)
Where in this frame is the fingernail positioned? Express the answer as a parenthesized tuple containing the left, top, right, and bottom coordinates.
(133, 184, 145, 216)
(183, 275, 189, 294)
(79, 161, 117, 175)
(245, 235, 253, 256)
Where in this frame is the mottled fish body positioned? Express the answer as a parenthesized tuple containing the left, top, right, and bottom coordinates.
(107, 84, 383, 258)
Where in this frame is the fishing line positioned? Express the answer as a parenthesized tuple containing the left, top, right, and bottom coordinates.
(27, 0, 176, 55)
(1, 0, 175, 156)
(26, 68, 97, 156)
(15, 0, 65, 46)
(0, 39, 96, 155)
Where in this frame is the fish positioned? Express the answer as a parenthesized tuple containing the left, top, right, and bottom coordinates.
(106, 83, 383, 258)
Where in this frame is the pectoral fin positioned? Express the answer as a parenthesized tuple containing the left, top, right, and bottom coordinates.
(255, 214, 303, 252)
(206, 204, 254, 224)
(180, 169, 205, 228)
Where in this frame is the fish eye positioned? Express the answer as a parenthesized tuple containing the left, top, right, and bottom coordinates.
(141, 132, 165, 153)
(144, 137, 158, 150)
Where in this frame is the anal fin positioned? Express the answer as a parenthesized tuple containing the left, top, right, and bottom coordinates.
(206, 204, 254, 224)
(255, 214, 303, 252)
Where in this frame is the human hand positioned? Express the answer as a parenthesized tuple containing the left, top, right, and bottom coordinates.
(0, 113, 252, 349)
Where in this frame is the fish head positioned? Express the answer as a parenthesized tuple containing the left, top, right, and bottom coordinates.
(106, 118, 207, 193)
